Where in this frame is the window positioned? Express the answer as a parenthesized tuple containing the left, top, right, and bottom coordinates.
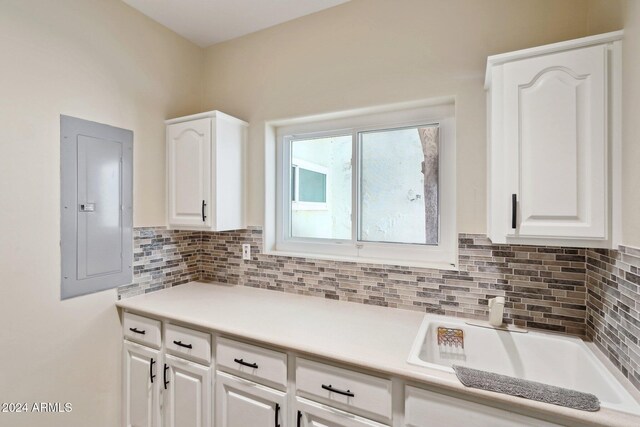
(272, 103, 456, 268)
(291, 159, 328, 208)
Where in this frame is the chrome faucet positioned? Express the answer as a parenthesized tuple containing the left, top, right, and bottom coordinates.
(488, 297, 505, 327)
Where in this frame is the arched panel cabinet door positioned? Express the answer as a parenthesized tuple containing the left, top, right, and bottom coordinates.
(167, 118, 212, 228)
(486, 31, 622, 248)
(503, 44, 607, 240)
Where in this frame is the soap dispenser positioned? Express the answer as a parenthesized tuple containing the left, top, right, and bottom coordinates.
(488, 296, 505, 327)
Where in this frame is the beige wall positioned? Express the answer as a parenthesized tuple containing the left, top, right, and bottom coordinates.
(622, 0, 640, 247)
(202, 0, 607, 232)
(0, 1, 202, 426)
(587, 0, 625, 33)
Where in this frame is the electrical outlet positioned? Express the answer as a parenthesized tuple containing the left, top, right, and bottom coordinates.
(242, 244, 251, 260)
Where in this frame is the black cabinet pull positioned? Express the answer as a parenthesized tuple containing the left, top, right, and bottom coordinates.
(202, 200, 207, 222)
(321, 384, 354, 397)
(511, 194, 517, 229)
(129, 327, 145, 335)
(274, 403, 281, 427)
(233, 358, 258, 369)
(173, 340, 193, 349)
(149, 358, 156, 384)
(163, 364, 169, 390)
(297, 410, 302, 427)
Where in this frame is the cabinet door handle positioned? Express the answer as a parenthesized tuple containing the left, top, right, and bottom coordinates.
(274, 403, 281, 427)
(297, 410, 302, 427)
(173, 340, 192, 349)
(129, 327, 145, 335)
(202, 200, 207, 222)
(321, 384, 354, 397)
(149, 358, 156, 384)
(511, 194, 517, 229)
(233, 358, 258, 369)
(163, 364, 169, 390)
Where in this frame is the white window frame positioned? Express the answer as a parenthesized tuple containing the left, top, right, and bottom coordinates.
(290, 158, 329, 211)
(268, 101, 457, 269)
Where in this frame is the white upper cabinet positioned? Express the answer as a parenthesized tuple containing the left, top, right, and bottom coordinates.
(486, 31, 622, 247)
(167, 111, 247, 231)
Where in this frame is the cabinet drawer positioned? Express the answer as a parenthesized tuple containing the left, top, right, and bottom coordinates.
(296, 358, 392, 421)
(165, 323, 211, 365)
(216, 337, 287, 389)
(123, 312, 161, 348)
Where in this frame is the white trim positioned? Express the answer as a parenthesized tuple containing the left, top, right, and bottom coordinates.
(268, 101, 457, 268)
(485, 30, 623, 88)
(165, 110, 249, 127)
(610, 40, 623, 248)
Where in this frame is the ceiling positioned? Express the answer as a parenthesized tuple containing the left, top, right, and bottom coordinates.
(123, 0, 350, 47)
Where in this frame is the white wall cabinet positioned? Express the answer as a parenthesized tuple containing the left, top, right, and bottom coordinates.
(166, 111, 247, 231)
(122, 341, 161, 427)
(486, 31, 622, 247)
(215, 371, 286, 427)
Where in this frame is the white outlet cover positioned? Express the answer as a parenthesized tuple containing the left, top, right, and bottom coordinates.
(242, 244, 251, 260)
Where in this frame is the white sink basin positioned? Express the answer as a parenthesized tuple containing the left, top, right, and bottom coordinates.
(407, 315, 640, 415)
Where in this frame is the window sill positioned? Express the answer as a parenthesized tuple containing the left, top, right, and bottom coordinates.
(262, 248, 458, 271)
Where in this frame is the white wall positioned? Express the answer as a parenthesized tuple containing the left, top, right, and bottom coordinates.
(203, 0, 606, 234)
(0, 1, 203, 426)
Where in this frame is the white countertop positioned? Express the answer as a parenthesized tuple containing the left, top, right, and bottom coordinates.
(116, 281, 640, 427)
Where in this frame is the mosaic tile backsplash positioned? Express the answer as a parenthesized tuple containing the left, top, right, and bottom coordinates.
(123, 227, 589, 335)
(586, 247, 640, 390)
(199, 228, 588, 336)
(122, 226, 640, 390)
(118, 227, 200, 299)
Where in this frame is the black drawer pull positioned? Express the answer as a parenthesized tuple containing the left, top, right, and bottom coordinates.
(163, 364, 170, 390)
(173, 340, 192, 349)
(275, 403, 281, 427)
(297, 410, 302, 427)
(149, 358, 156, 384)
(129, 327, 146, 335)
(321, 384, 354, 397)
(202, 200, 207, 222)
(511, 193, 517, 229)
(233, 358, 258, 369)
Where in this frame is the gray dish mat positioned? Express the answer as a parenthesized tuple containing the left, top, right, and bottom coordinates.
(452, 365, 600, 412)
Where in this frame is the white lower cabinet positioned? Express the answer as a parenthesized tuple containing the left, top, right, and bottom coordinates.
(122, 341, 161, 427)
(404, 386, 561, 427)
(295, 397, 388, 427)
(163, 354, 212, 427)
(122, 316, 212, 427)
(215, 370, 287, 427)
(121, 312, 571, 427)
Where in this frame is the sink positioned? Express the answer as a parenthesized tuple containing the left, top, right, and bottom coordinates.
(407, 315, 640, 415)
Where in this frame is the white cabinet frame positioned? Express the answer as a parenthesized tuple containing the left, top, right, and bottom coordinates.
(166, 111, 247, 231)
(486, 31, 623, 248)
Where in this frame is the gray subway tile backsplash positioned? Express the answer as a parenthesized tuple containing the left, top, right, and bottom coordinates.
(121, 226, 640, 390)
